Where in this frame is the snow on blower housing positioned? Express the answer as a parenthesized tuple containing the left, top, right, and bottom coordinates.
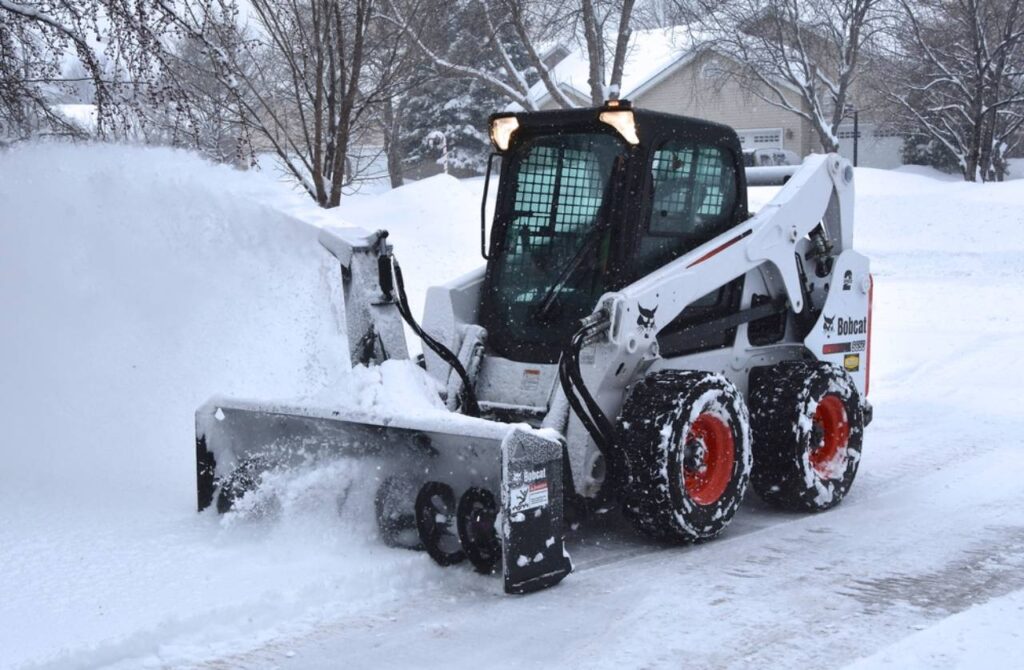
(195, 100, 874, 594)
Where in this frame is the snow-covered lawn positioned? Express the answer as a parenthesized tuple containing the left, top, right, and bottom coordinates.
(1, 144, 1022, 669)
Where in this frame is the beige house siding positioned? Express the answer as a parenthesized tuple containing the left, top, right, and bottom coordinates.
(539, 87, 590, 111)
(804, 120, 820, 156)
(633, 52, 817, 156)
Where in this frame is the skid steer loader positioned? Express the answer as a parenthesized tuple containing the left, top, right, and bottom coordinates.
(196, 101, 873, 594)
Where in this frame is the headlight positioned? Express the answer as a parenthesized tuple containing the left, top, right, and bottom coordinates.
(599, 109, 639, 145)
(490, 116, 520, 151)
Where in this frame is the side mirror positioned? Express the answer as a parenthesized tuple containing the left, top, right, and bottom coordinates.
(481, 152, 500, 260)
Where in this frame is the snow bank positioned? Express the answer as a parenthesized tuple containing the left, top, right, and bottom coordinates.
(0, 144, 458, 669)
(844, 588, 1024, 669)
(0, 143, 347, 505)
(310, 173, 489, 325)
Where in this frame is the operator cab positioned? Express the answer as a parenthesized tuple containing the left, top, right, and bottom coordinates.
(479, 101, 749, 364)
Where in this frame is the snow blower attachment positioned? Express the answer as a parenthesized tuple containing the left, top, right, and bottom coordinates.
(197, 100, 873, 594)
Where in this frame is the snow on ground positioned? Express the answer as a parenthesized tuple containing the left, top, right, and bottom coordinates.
(846, 589, 1024, 669)
(2, 143, 1023, 669)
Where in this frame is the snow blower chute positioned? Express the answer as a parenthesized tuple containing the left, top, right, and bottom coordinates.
(197, 101, 873, 594)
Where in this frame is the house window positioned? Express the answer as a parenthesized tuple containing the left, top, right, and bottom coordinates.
(737, 129, 783, 149)
(700, 59, 723, 79)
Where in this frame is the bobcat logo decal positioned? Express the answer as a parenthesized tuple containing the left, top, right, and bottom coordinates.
(823, 314, 836, 335)
(637, 304, 658, 336)
(515, 488, 529, 509)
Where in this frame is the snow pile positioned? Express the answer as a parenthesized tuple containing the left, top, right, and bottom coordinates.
(0, 143, 347, 504)
(303, 359, 446, 417)
(0, 144, 462, 669)
(317, 174, 489, 322)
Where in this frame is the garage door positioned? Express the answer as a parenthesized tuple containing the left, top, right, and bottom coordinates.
(736, 128, 783, 150)
(837, 124, 905, 169)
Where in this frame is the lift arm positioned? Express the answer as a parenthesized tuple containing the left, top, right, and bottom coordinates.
(600, 153, 855, 353)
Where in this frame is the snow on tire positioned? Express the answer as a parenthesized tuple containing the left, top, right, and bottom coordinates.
(749, 361, 864, 511)
(619, 370, 752, 543)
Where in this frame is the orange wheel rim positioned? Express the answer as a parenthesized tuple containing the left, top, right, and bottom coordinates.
(810, 395, 850, 478)
(682, 413, 735, 505)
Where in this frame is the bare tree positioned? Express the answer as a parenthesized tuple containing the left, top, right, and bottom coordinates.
(364, 13, 430, 188)
(157, 30, 256, 166)
(0, 0, 183, 143)
(384, 0, 639, 110)
(173, 0, 404, 207)
(683, 0, 885, 153)
(884, 0, 1024, 181)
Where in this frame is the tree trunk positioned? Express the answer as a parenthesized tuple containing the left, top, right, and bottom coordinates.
(383, 97, 404, 189)
(608, 0, 637, 98)
(327, 0, 370, 208)
(963, 100, 984, 182)
(581, 0, 605, 105)
(963, 154, 978, 182)
(994, 157, 1006, 181)
(818, 130, 839, 154)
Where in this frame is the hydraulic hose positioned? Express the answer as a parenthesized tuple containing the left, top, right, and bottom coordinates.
(390, 257, 481, 417)
(558, 314, 628, 495)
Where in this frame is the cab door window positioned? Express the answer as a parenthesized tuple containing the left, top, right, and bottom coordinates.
(635, 141, 738, 273)
(638, 139, 743, 357)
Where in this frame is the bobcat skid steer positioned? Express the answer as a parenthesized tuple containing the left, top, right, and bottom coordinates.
(196, 100, 873, 594)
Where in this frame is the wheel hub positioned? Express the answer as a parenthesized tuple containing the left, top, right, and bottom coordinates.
(683, 438, 709, 474)
(681, 413, 735, 506)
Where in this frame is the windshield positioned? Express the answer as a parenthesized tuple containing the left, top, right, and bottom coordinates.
(482, 132, 626, 363)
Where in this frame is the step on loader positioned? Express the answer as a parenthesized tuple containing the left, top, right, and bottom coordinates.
(196, 100, 873, 594)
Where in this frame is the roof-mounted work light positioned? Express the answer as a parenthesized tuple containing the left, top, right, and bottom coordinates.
(490, 116, 520, 151)
(599, 101, 639, 145)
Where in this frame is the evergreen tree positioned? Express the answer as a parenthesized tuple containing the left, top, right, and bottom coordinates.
(399, 1, 522, 176)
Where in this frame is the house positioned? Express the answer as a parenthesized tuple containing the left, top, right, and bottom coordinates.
(526, 28, 903, 169)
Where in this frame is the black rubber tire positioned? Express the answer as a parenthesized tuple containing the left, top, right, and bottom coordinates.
(375, 475, 423, 550)
(415, 482, 466, 566)
(619, 370, 752, 543)
(749, 361, 864, 511)
(456, 487, 501, 574)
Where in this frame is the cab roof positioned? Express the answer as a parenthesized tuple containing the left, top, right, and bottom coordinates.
(489, 102, 741, 151)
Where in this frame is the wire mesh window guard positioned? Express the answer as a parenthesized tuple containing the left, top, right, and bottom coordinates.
(483, 132, 624, 361)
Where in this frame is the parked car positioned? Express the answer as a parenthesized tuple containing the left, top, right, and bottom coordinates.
(743, 148, 801, 167)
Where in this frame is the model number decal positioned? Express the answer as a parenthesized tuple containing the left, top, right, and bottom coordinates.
(823, 339, 866, 355)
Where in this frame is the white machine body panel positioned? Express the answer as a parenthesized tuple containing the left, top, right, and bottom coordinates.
(804, 251, 872, 396)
